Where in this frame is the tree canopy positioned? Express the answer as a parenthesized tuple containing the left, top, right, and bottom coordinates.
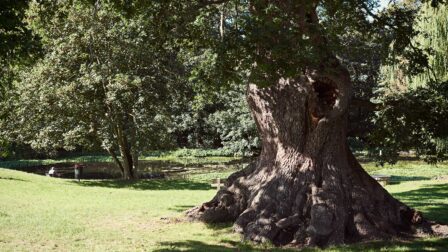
(2, 1, 185, 178)
(372, 2, 448, 163)
(0, 0, 447, 169)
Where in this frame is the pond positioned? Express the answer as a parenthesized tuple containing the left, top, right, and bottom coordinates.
(4, 158, 251, 180)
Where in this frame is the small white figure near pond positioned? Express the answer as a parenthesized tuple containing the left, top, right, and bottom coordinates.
(47, 167, 55, 176)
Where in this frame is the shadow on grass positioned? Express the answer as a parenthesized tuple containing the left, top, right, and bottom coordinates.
(154, 240, 236, 252)
(392, 183, 448, 224)
(385, 175, 430, 185)
(0, 176, 28, 182)
(168, 205, 196, 212)
(337, 238, 448, 252)
(153, 240, 287, 252)
(71, 179, 212, 191)
(390, 175, 430, 182)
(153, 238, 448, 252)
(205, 222, 233, 230)
(356, 154, 421, 163)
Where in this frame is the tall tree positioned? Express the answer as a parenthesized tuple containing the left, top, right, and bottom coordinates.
(381, 1, 448, 91)
(208, 84, 260, 156)
(3, 1, 182, 179)
(0, 0, 41, 158)
(0, 0, 40, 94)
(372, 2, 448, 163)
(180, 0, 447, 247)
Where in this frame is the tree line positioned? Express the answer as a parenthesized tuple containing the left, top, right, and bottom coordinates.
(1, 1, 447, 176)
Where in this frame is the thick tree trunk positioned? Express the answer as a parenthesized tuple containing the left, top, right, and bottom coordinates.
(187, 70, 437, 247)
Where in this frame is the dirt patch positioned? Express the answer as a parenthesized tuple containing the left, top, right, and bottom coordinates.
(433, 175, 448, 181)
(432, 223, 448, 238)
(159, 216, 185, 224)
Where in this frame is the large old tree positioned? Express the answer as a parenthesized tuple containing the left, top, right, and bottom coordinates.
(182, 0, 448, 247)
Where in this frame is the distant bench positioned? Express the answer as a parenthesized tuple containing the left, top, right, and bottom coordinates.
(211, 178, 227, 191)
(372, 174, 391, 186)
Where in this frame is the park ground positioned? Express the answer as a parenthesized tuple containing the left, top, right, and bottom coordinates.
(0, 155, 448, 251)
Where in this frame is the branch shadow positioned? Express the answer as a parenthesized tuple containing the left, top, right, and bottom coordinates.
(153, 240, 237, 252)
(390, 175, 430, 182)
(384, 175, 431, 185)
(0, 176, 28, 182)
(152, 238, 448, 252)
(392, 183, 448, 224)
(338, 238, 448, 252)
(71, 179, 212, 191)
(153, 239, 297, 252)
(168, 205, 196, 212)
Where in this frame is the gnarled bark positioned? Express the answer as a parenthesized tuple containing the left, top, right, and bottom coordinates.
(187, 71, 438, 247)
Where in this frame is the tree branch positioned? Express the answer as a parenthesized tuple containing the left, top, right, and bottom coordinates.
(198, 0, 231, 7)
(350, 98, 378, 111)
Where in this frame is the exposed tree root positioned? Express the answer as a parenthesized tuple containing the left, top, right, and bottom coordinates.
(186, 153, 444, 247)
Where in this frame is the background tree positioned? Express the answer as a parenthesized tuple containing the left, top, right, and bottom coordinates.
(208, 84, 260, 156)
(3, 1, 183, 179)
(372, 2, 448, 163)
(0, 0, 41, 159)
(171, 82, 260, 156)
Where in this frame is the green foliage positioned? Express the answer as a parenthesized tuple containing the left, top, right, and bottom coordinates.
(0, 0, 40, 88)
(170, 82, 259, 156)
(168, 148, 234, 158)
(373, 3, 448, 163)
(0, 139, 11, 160)
(208, 85, 259, 156)
(170, 97, 222, 150)
(2, 1, 184, 158)
(1, 0, 446, 163)
(0, 0, 42, 157)
(371, 81, 448, 163)
(381, 2, 448, 90)
(178, 0, 434, 92)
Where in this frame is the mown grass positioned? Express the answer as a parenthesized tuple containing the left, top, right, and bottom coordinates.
(0, 158, 447, 251)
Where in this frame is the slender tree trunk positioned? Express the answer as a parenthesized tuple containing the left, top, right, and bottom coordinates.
(107, 147, 125, 176)
(117, 126, 134, 180)
(129, 121, 139, 178)
(131, 149, 139, 178)
(187, 70, 437, 246)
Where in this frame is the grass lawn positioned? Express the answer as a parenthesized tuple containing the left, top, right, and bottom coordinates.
(0, 159, 447, 251)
